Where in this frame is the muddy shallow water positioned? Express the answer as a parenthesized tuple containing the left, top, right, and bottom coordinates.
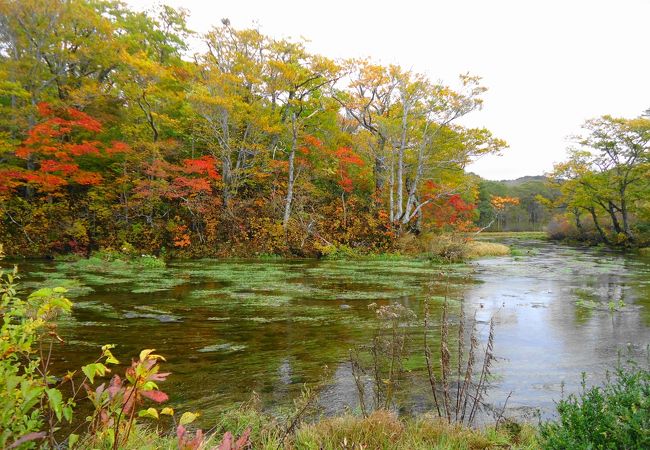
(13, 239, 650, 423)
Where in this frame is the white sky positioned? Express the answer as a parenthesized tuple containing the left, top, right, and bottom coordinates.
(127, 0, 650, 180)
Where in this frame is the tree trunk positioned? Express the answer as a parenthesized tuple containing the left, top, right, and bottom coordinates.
(620, 194, 634, 241)
(221, 154, 231, 208)
(374, 137, 386, 195)
(606, 202, 622, 234)
(396, 102, 409, 223)
(588, 207, 610, 244)
(573, 208, 585, 239)
(403, 133, 427, 224)
(283, 112, 298, 229)
(389, 151, 395, 223)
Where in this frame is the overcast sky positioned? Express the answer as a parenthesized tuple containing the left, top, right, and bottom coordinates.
(128, 0, 649, 180)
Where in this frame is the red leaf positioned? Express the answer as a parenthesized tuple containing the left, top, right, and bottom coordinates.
(141, 390, 169, 403)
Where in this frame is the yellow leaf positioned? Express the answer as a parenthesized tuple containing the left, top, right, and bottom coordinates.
(160, 407, 174, 416)
(139, 348, 166, 361)
(179, 411, 200, 425)
(138, 407, 159, 419)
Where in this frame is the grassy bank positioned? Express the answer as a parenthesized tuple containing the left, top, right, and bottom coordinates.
(67, 363, 648, 450)
(47, 233, 513, 265)
(90, 410, 538, 450)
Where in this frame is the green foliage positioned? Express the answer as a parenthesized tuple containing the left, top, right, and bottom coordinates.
(0, 265, 73, 449)
(549, 115, 650, 247)
(63, 250, 166, 271)
(540, 365, 650, 449)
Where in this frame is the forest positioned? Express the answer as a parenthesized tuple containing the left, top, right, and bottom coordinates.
(0, 0, 513, 258)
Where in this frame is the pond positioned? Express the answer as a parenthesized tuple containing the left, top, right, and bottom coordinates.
(13, 238, 650, 424)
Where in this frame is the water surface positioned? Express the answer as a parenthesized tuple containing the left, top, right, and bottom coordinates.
(14, 239, 650, 422)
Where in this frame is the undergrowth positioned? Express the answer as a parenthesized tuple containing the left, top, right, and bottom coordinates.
(540, 363, 650, 449)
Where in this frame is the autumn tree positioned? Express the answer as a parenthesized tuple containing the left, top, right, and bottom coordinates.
(265, 39, 340, 228)
(191, 22, 273, 209)
(552, 114, 650, 244)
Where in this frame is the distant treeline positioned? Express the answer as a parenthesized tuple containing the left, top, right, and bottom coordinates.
(474, 176, 560, 232)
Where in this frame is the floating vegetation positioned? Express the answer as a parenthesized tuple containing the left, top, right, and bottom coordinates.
(13, 240, 650, 423)
(123, 311, 182, 322)
(197, 343, 247, 353)
(21, 277, 94, 298)
(73, 301, 121, 318)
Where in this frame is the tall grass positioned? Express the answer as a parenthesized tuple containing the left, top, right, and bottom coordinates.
(424, 299, 498, 425)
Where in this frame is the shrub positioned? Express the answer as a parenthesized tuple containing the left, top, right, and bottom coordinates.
(0, 261, 73, 448)
(540, 365, 650, 449)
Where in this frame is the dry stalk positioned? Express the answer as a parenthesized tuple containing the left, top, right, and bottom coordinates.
(455, 301, 465, 422)
(468, 318, 496, 424)
(440, 299, 452, 422)
(459, 314, 478, 423)
(495, 390, 513, 430)
(423, 299, 442, 418)
(349, 349, 368, 417)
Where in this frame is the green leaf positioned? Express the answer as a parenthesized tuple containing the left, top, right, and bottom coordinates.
(160, 407, 174, 416)
(69, 433, 79, 448)
(82, 363, 108, 383)
(29, 288, 53, 298)
(101, 345, 120, 364)
(63, 404, 73, 422)
(46, 388, 63, 421)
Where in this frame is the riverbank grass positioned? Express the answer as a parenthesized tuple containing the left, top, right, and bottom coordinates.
(83, 410, 538, 450)
(464, 241, 511, 258)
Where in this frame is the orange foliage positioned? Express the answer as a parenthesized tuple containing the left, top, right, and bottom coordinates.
(490, 195, 520, 210)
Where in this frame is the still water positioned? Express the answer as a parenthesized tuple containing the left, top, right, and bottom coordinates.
(15, 238, 650, 423)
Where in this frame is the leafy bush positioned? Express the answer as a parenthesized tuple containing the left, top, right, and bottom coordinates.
(540, 365, 650, 449)
(0, 263, 73, 448)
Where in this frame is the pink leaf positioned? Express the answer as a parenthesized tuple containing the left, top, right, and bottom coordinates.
(217, 431, 234, 450)
(107, 374, 122, 398)
(235, 428, 251, 449)
(148, 372, 171, 382)
(141, 390, 169, 403)
(176, 424, 186, 441)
